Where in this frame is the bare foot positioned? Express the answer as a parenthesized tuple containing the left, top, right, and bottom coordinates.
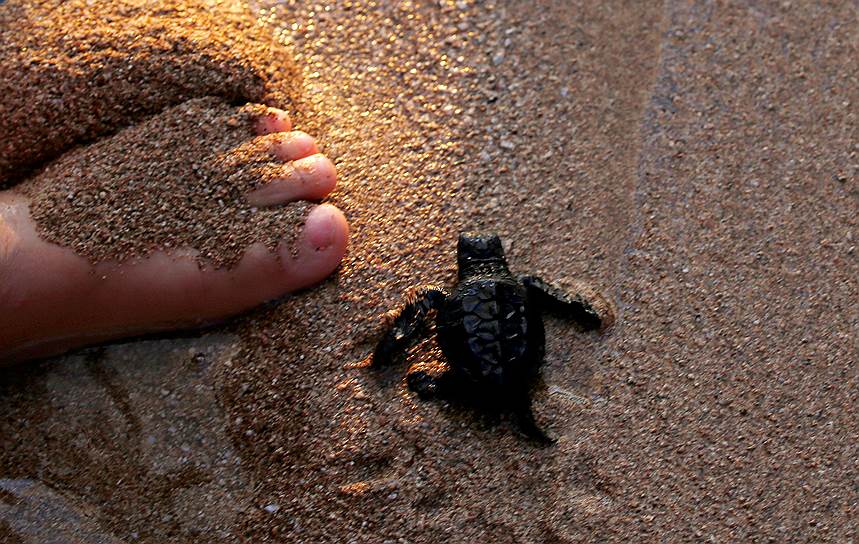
(0, 104, 348, 364)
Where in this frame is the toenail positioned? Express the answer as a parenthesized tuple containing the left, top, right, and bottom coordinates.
(293, 155, 320, 174)
(305, 207, 337, 251)
(256, 108, 292, 134)
(270, 132, 318, 161)
(293, 155, 336, 187)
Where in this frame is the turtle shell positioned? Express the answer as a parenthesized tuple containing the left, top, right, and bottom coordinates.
(436, 277, 540, 388)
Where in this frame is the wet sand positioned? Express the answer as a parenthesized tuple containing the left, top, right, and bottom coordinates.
(1, 0, 858, 542)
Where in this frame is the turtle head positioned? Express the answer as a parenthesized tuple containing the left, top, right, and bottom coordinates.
(457, 232, 509, 279)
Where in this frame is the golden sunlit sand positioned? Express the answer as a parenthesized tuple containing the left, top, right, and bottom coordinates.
(1, 0, 857, 542)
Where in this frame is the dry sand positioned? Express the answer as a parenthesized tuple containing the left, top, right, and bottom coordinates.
(20, 98, 310, 267)
(0, 0, 301, 185)
(1, 0, 858, 543)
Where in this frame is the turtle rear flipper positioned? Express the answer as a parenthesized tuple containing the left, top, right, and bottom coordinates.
(406, 367, 456, 399)
(513, 396, 555, 446)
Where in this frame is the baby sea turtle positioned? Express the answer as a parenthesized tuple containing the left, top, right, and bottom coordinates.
(373, 232, 614, 443)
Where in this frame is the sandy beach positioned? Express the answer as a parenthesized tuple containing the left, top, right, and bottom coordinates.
(1, 0, 857, 542)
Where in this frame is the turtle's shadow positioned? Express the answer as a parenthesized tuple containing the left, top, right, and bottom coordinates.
(367, 336, 554, 445)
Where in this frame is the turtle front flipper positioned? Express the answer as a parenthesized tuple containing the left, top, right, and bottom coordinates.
(520, 275, 614, 331)
(372, 287, 448, 366)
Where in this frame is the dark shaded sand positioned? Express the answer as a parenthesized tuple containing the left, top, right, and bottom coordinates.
(1, 0, 858, 542)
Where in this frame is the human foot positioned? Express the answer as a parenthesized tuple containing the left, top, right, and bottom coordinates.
(0, 0, 300, 184)
(0, 102, 348, 363)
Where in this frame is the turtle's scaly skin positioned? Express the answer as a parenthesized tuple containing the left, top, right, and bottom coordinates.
(373, 233, 613, 443)
(437, 277, 541, 389)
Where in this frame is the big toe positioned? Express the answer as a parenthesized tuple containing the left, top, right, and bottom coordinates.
(0, 195, 349, 363)
(226, 203, 349, 303)
(141, 204, 349, 319)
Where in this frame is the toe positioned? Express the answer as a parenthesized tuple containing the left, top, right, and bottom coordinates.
(246, 154, 338, 207)
(0, 195, 349, 363)
(134, 204, 349, 319)
(297, 203, 349, 255)
(96, 203, 349, 325)
(270, 131, 319, 161)
(276, 204, 350, 289)
(202, 205, 349, 307)
(93, 204, 348, 323)
(255, 107, 292, 135)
